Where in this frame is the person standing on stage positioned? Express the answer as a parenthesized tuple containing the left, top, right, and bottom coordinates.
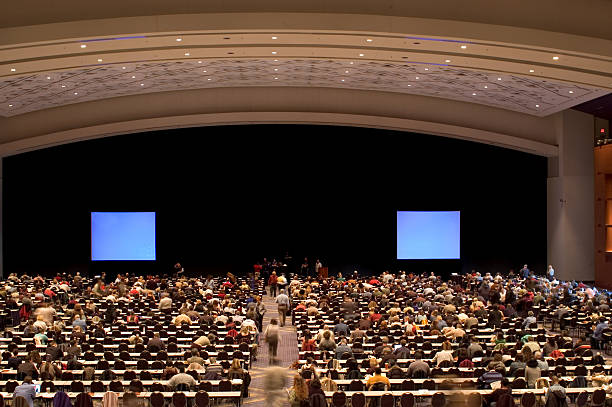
(300, 258, 309, 276)
(315, 259, 322, 278)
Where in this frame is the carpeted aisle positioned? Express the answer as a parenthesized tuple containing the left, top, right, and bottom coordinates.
(244, 289, 298, 407)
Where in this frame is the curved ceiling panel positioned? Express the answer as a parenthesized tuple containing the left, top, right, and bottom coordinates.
(0, 58, 607, 118)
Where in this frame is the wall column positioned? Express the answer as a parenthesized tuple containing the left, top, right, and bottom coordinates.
(547, 109, 594, 281)
(0, 157, 3, 279)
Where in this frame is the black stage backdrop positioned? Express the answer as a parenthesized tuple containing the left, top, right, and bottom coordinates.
(3, 125, 547, 278)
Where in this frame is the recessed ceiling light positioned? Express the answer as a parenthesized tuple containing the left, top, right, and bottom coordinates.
(274, 68, 278, 71)
(198, 61, 202, 64)
(445, 59, 451, 63)
(271, 51, 277, 54)
(341, 79, 345, 82)
(424, 68, 429, 71)
(131, 75, 136, 79)
(484, 86, 488, 89)
(460, 45, 467, 49)
(472, 93, 477, 96)
(80, 44, 87, 48)
(207, 78, 212, 81)
(202, 70, 207, 73)
(8, 104, 13, 107)
(415, 76, 419, 79)
(274, 77, 278, 79)
(529, 69, 535, 73)
(97, 58, 103, 62)
(359, 53, 364, 57)
(176, 38, 182, 42)
(140, 83, 144, 86)
(122, 66, 126, 70)
(553, 56, 559, 60)
(61, 85, 66, 88)
(273, 59, 278, 62)
(407, 84, 411, 87)
(272, 36, 278, 40)
(10, 68, 15, 72)
(46, 76, 51, 80)
(74, 92, 78, 95)
(497, 77, 502, 81)
(569, 90, 574, 94)
(345, 70, 349, 73)
(349, 62, 354, 65)
(366, 39, 372, 42)
(185, 52, 190, 56)
(536, 104, 540, 107)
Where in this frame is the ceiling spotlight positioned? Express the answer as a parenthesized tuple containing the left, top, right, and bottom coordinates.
(198, 61, 202, 64)
(207, 78, 212, 81)
(349, 62, 354, 65)
(345, 70, 349, 73)
(484, 86, 488, 89)
(122, 66, 126, 70)
(460, 45, 467, 49)
(415, 76, 420, 79)
(341, 79, 345, 82)
(80, 44, 87, 48)
(536, 104, 540, 107)
(472, 93, 477, 96)
(202, 70, 207, 73)
(46, 76, 51, 80)
(176, 38, 182, 42)
(272, 36, 278, 40)
(61, 85, 66, 88)
(359, 53, 364, 57)
(529, 69, 535, 73)
(445, 59, 451, 63)
(97, 58, 103, 62)
(273, 59, 278, 62)
(74, 92, 78, 95)
(366, 39, 373, 42)
(8, 104, 13, 107)
(553, 56, 559, 60)
(274, 77, 278, 79)
(140, 83, 144, 86)
(131, 75, 136, 78)
(10, 68, 15, 72)
(407, 84, 412, 87)
(569, 90, 574, 94)
(271, 51, 277, 54)
(424, 68, 429, 71)
(497, 77, 502, 81)
(185, 52, 190, 56)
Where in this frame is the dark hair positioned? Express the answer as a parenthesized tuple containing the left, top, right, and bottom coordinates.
(527, 359, 539, 368)
(310, 378, 322, 388)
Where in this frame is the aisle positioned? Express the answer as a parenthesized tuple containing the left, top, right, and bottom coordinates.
(244, 289, 298, 407)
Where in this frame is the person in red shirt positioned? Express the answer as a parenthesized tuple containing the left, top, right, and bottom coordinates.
(370, 310, 382, 323)
(268, 272, 278, 297)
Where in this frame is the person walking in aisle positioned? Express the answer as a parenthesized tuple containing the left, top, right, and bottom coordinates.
(275, 289, 290, 327)
(264, 318, 280, 365)
(268, 271, 278, 297)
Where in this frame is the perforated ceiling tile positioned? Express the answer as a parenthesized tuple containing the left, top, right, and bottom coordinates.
(0, 59, 608, 117)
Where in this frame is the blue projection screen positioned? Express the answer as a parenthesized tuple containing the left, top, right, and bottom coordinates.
(91, 212, 156, 261)
(397, 211, 460, 259)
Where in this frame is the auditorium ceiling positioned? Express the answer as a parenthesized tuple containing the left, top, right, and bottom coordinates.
(0, 1, 611, 156)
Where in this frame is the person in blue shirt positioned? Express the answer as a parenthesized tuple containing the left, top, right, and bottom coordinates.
(13, 376, 37, 407)
(591, 317, 609, 349)
(521, 264, 530, 279)
(523, 311, 537, 329)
